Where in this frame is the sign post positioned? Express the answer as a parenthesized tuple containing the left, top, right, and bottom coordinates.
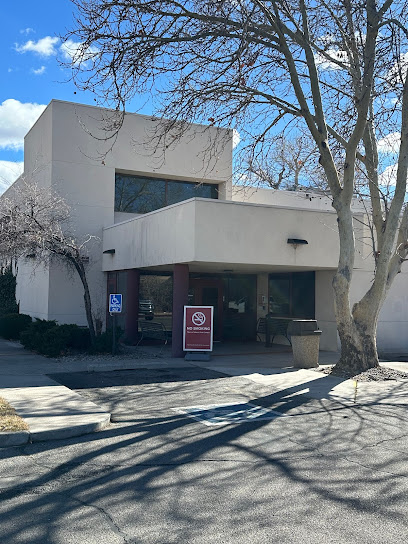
(183, 306, 213, 360)
(109, 294, 122, 356)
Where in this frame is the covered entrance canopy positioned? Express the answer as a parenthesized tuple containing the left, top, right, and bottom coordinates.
(102, 197, 354, 355)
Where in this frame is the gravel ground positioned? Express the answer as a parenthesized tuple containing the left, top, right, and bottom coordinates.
(55, 345, 159, 364)
(317, 365, 408, 382)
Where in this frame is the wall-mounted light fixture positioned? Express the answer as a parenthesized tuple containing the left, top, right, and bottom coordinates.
(287, 238, 308, 246)
(103, 249, 116, 254)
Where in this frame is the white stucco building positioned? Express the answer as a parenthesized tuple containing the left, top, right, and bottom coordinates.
(5, 99, 408, 356)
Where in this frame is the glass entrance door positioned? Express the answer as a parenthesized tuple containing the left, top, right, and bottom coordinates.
(189, 279, 223, 340)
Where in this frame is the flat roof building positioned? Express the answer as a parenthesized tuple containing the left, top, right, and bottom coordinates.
(5, 100, 408, 357)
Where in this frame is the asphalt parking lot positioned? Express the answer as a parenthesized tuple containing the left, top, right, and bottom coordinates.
(1, 365, 408, 544)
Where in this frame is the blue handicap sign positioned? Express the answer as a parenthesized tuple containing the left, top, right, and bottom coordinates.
(109, 294, 122, 313)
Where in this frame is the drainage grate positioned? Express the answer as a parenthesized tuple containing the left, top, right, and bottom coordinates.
(173, 402, 286, 426)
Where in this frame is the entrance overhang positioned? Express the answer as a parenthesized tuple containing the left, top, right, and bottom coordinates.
(102, 197, 356, 272)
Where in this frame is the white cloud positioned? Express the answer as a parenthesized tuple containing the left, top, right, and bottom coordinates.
(0, 99, 46, 150)
(378, 132, 400, 154)
(60, 39, 98, 65)
(315, 49, 349, 70)
(379, 163, 398, 187)
(233, 129, 240, 149)
(15, 36, 59, 57)
(387, 51, 408, 84)
(0, 161, 24, 194)
(31, 66, 46, 75)
(20, 28, 34, 35)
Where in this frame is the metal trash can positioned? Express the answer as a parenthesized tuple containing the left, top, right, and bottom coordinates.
(287, 320, 322, 368)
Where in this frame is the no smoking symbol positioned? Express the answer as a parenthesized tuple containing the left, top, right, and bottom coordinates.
(192, 312, 206, 326)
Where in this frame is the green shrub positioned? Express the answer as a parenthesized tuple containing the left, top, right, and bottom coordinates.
(20, 321, 92, 357)
(20, 318, 120, 357)
(20, 319, 58, 351)
(41, 326, 73, 357)
(0, 313, 32, 340)
(67, 325, 91, 351)
(89, 327, 122, 354)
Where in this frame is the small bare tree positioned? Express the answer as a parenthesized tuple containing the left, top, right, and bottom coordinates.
(0, 181, 97, 343)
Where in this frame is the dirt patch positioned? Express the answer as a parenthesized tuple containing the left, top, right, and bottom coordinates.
(317, 365, 408, 382)
(0, 397, 29, 432)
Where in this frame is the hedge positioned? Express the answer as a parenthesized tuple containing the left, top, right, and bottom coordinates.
(19, 320, 92, 357)
(0, 313, 32, 340)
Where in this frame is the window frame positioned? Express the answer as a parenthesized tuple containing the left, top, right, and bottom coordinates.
(115, 173, 218, 214)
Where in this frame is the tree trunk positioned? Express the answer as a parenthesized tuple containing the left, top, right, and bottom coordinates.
(334, 316, 379, 376)
(82, 275, 96, 346)
(71, 258, 96, 345)
(329, 197, 381, 376)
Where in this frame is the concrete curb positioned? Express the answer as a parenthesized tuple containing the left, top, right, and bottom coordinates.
(29, 413, 112, 442)
(0, 430, 30, 447)
(0, 415, 111, 447)
(0, 374, 113, 447)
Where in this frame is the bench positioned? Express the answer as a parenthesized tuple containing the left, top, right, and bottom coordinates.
(257, 317, 292, 346)
(137, 321, 168, 346)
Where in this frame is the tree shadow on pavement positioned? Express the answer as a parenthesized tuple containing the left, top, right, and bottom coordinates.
(1, 369, 408, 543)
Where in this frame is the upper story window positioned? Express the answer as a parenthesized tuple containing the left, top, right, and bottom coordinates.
(115, 173, 218, 214)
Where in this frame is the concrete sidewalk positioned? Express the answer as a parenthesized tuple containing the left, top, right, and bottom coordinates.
(0, 339, 192, 447)
(1, 337, 408, 447)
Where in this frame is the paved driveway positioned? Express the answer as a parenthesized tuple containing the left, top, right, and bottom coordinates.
(1, 365, 408, 543)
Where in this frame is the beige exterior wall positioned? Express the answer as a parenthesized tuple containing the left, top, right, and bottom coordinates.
(12, 106, 54, 318)
(12, 100, 232, 327)
(17, 261, 50, 320)
(232, 185, 367, 213)
(350, 268, 408, 354)
(8, 98, 408, 355)
(103, 198, 345, 272)
(315, 270, 338, 351)
(256, 273, 269, 320)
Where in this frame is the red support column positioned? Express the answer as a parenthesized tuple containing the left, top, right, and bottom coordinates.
(172, 264, 189, 357)
(125, 269, 140, 344)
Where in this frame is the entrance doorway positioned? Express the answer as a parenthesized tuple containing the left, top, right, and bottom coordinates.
(189, 278, 223, 340)
(189, 274, 257, 342)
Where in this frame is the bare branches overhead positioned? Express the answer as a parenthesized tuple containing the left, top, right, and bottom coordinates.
(63, 0, 408, 372)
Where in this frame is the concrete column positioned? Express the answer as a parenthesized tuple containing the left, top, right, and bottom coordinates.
(125, 269, 140, 344)
(172, 264, 189, 357)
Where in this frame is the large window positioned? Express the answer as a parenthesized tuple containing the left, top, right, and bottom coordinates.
(268, 272, 315, 318)
(115, 173, 218, 214)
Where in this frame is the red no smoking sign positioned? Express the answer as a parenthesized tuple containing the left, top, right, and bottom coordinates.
(183, 306, 214, 352)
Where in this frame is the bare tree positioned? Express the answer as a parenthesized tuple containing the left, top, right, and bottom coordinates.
(64, 0, 408, 374)
(0, 181, 97, 343)
(244, 132, 322, 190)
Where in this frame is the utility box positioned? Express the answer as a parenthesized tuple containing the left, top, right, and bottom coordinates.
(288, 319, 322, 368)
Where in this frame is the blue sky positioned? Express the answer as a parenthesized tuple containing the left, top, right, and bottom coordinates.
(0, 1, 400, 193)
(0, 0, 150, 192)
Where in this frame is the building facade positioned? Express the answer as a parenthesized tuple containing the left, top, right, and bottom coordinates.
(6, 100, 408, 356)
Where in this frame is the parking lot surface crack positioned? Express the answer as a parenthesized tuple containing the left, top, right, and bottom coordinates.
(70, 495, 133, 544)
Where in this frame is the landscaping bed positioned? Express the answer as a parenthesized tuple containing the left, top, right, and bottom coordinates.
(0, 396, 28, 432)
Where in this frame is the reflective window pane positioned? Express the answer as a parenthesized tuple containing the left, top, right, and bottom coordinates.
(268, 272, 315, 318)
(268, 278, 290, 316)
(115, 174, 218, 214)
(115, 175, 166, 213)
(167, 180, 217, 205)
(139, 274, 173, 339)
